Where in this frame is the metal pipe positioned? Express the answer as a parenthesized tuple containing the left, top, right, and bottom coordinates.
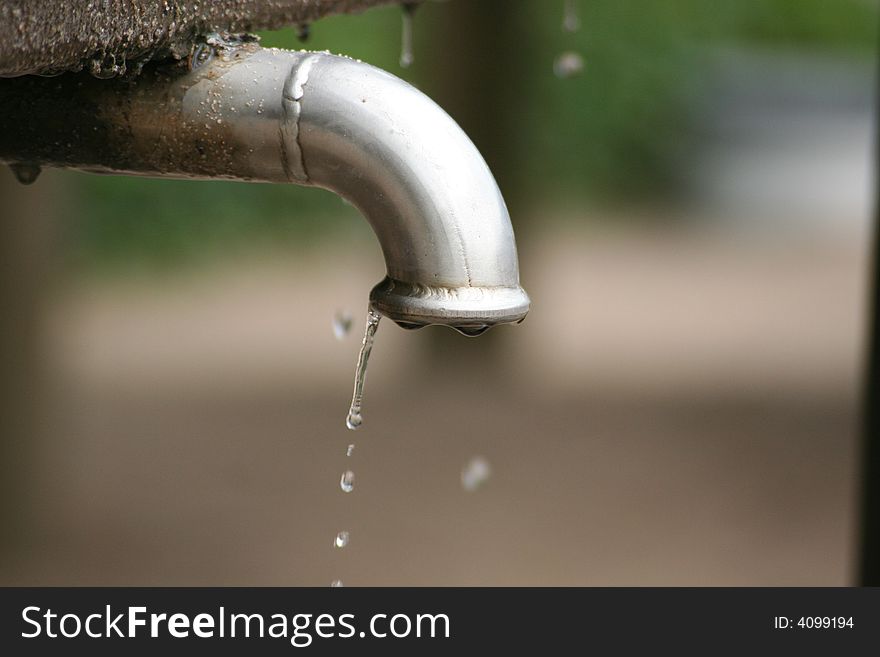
(0, 42, 529, 334)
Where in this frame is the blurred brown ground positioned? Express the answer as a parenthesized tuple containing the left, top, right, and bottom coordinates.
(0, 202, 865, 585)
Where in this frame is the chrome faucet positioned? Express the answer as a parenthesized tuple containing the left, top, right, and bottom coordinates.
(0, 42, 529, 334)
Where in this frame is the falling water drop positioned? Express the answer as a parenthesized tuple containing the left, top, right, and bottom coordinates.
(553, 51, 584, 79)
(334, 531, 350, 549)
(346, 444, 356, 457)
(346, 307, 382, 430)
(9, 163, 41, 185)
(461, 456, 492, 492)
(297, 23, 311, 42)
(332, 310, 354, 341)
(399, 2, 418, 68)
(562, 0, 581, 33)
(330, 579, 344, 587)
(340, 470, 355, 493)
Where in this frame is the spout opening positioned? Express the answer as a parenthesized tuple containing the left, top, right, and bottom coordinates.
(370, 277, 529, 331)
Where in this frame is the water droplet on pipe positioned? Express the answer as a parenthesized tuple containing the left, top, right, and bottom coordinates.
(9, 163, 41, 185)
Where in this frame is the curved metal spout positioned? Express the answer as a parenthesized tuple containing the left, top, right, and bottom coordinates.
(0, 44, 529, 333)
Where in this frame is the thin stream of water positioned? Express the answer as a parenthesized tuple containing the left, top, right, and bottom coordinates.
(346, 307, 382, 430)
(332, 306, 383, 586)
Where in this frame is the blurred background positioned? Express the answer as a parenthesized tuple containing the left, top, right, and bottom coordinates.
(0, 0, 877, 585)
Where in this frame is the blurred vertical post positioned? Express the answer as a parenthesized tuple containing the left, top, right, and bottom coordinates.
(417, 0, 531, 366)
(861, 35, 880, 586)
(0, 169, 58, 556)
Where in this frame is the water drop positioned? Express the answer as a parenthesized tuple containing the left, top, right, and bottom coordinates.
(9, 163, 41, 185)
(346, 307, 382, 430)
(553, 51, 584, 79)
(89, 53, 125, 79)
(188, 42, 214, 70)
(297, 23, 311, 42)
(334, 531, 350, 549)
(346, 444, 355, 457)
(399, 2, 418, 68)
(332, 310, 353, 341)
(330, 579, 344, 587)
(340, 470, 355, 493)
(563, 0, 581, 33)
(461, 455, 492, 492)
(454, 324, 490, 337)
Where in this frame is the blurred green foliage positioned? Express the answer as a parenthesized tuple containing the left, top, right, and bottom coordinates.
(519, 0, 877, 200)
(71, 176, 366, 271)
(70, 0, 877, 270)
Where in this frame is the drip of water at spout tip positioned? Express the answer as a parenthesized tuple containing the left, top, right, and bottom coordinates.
(454, 324, 490, 337)
(399, 2, 418, 68)
(334, 531, 350, 549)
(345, 307, 382, 431)
(330, 579, 344, 587)
(562, 0, 581, 33)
